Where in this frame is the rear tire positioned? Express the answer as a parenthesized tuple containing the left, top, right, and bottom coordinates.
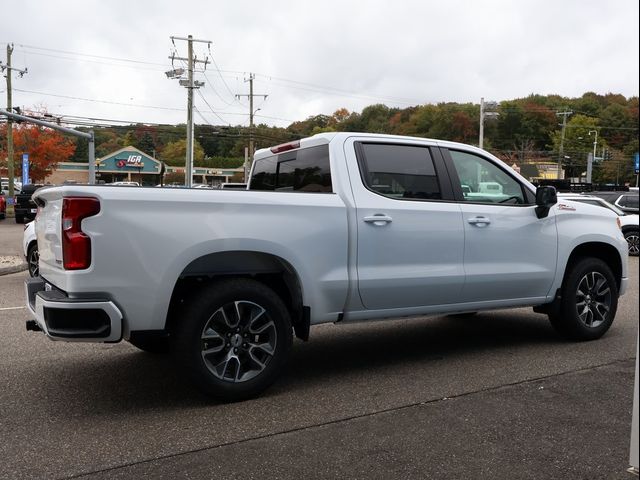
(549, 257, 618, 341)
(172, 278, 293, 401)
(27, 244, 39, 277)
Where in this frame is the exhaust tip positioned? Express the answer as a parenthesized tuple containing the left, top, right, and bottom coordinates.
(26, 320, 42, 332)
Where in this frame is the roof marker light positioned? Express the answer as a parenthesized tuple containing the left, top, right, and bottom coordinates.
(270, 141, 300, 154)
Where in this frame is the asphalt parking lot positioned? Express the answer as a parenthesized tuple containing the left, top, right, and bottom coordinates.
(0, 221, 638, 479)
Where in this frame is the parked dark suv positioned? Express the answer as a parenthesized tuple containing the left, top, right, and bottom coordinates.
(591, 191, 639, 214)
(14, 184, 44, 223)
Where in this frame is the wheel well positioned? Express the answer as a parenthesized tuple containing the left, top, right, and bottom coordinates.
(565, 242, 623, 290)
(621, 225, 638, 234)
(28, 241, 37, 253)
(165, 251, 309, 341)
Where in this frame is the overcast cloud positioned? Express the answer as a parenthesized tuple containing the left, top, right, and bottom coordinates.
(2, 0, 639, 128)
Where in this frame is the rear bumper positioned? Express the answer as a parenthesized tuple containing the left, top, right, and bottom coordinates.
(25, 277, 122, 342)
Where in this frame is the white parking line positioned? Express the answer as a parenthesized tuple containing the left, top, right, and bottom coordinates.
(0, 306, 25, 311)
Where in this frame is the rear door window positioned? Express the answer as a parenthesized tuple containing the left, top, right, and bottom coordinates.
(357, 143, 443, 200)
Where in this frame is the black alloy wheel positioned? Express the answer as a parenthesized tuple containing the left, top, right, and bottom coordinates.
(27, 245, 39, 277)
(548, 257, 618, 341)
(624, 230, 639, 256)
(173, 278, 293, 401)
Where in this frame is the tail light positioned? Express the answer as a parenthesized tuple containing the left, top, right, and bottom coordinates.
(62, 197, 100, 270)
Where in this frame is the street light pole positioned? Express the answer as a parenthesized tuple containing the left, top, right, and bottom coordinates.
(479, 97, 485, 149)
(587, 130, 598, 185)
(478, 98, 498, 150)
(556, 110, 572, 180)
(589, 130, 598, 161)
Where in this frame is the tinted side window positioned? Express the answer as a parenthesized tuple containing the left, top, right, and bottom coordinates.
(250, 145, 332, 193)
(619, 195, 639, 208)
(250, 156, 278, 190)
(359, 143, 442, 200)
(449, 150, 528, 205)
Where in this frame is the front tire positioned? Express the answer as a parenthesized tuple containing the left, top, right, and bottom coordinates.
(173, 278, 293, 401)
(549, 258, 618, 341)
(624, 229, 639, 256)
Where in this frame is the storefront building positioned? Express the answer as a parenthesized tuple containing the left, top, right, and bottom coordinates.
(46, 146, 244, 186)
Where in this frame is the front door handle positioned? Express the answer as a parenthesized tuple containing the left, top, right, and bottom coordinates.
(467, 216, 491, 226)
(363, 214, 393, 226)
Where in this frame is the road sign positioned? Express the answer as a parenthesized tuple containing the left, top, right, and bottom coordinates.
(22, 153, 30, 185)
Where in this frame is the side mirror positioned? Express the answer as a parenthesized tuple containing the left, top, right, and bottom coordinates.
(535, 186, 557, 219)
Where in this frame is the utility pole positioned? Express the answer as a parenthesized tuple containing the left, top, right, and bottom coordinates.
(556, 110, 572, 180)
(236, 73, 267, 172)
(167, 35, 210, 187)
(1, 43, 27, 215)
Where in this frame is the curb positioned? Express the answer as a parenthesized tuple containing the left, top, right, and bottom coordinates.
(0, 262, 28, 276)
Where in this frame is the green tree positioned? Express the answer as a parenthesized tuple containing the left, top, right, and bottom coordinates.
(359, 104, 394, 133)
(160, 138, 205, 166)
(409, 104, 439, 137)
(134, 131, 156, 155)
(95, 130, 124, 158)
(599, 103, 635, 150)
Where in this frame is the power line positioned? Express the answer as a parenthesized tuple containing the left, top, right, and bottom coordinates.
(14, 87, 186, 111)
(201, 71, 237, 107)
(17, 49, 168, 72)
(205, 46, 240, 103)
(195, 90, 230, 125)
(17, 43, 168, 67)
(257, 73, 424, 105)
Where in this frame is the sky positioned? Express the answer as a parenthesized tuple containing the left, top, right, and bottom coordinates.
(2, 0, 639, 130)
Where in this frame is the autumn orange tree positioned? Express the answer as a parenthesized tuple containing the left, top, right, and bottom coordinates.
(0, 123, 76, 182)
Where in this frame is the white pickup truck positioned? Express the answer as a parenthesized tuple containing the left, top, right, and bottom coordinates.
(25, 133, 629, 401)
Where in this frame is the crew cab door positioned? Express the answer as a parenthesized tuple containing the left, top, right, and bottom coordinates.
(441, 147, 558, 302)
(345, 138, 465, 309)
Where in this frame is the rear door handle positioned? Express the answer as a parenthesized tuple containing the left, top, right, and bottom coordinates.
(467, 216, 491, 226)
(363, 214, 393, 225)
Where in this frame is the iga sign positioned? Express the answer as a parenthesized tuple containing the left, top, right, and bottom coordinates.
(116, 155, 144, 168)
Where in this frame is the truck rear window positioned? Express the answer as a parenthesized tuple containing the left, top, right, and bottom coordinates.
(250, 145, 332, 193)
